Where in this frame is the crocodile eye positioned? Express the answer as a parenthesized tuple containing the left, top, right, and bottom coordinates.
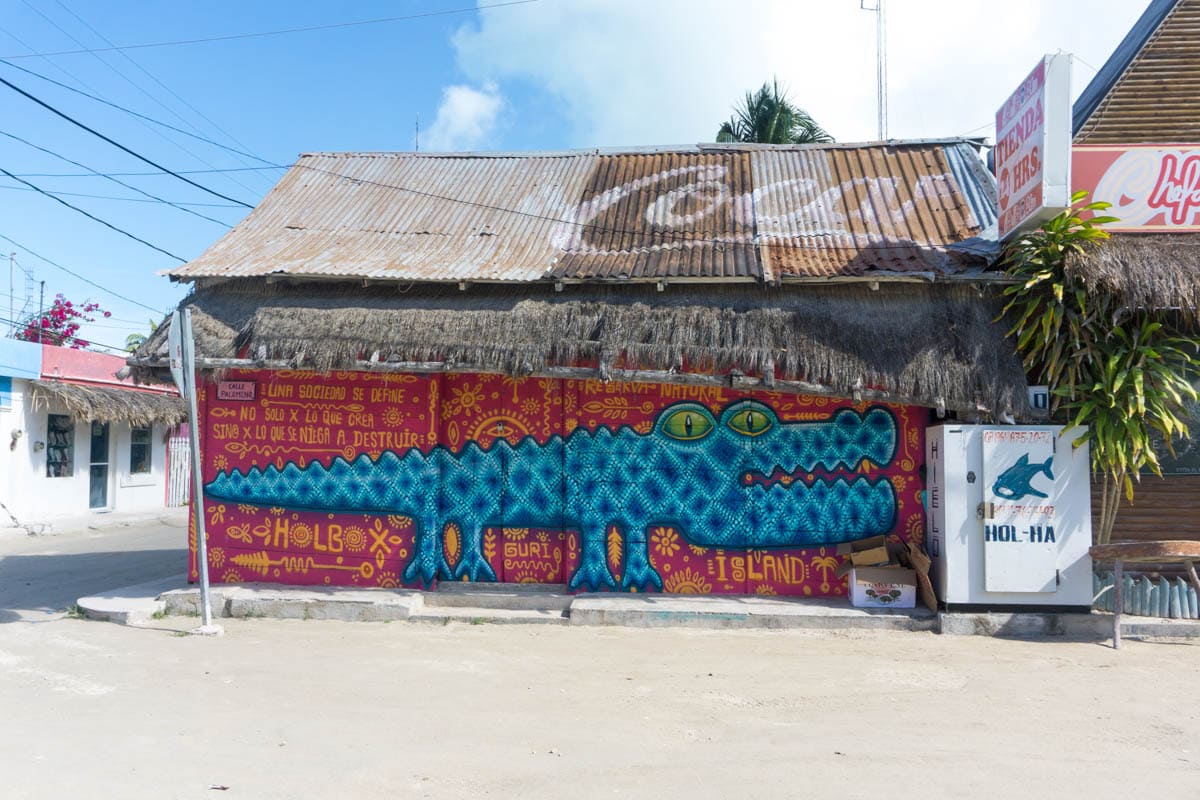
(660, 407, 715, 441)
(727, 407, 773, 437)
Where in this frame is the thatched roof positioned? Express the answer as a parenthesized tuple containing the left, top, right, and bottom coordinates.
(1066, 234, 1200, 320)
(131, 279, 1029, 417)
(29, 380, 186, 426)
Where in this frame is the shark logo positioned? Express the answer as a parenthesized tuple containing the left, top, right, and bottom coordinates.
(991, 453, 1054, 500)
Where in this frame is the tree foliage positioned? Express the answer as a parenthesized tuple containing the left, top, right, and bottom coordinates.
(15, 293, 110, 349)
(1000, 192, 1199, 544)
(125, 318, 160, 353)
(716, 79, 833, 145)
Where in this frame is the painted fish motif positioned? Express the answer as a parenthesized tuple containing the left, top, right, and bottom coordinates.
(991, 453, 1054, 500)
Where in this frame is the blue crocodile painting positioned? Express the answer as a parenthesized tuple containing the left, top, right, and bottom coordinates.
(204, 400, 899, 591)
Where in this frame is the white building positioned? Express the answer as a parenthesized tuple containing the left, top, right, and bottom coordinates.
(0, 340, 187, 528)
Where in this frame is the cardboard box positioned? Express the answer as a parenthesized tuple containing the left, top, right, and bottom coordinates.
(836, 535, 891, 570)
(848, 566, 917, 609)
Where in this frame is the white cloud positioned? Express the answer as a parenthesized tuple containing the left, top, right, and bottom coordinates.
(423, 82, 504, 151)
(451, 0, 1150, 147)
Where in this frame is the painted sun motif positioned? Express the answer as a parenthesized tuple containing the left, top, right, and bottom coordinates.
(209, 547, 225, 569)
(688, 543, 708, 556)
(382, 407, 405, 427)
(663, 567, 712, 594)
(755, 584, 778, 596)
(445, 381, 485, 416)
(221, 569, 242, 584)
(344, 526, 367, 552)
(378, 571, 400, 589)
(651, 527, 680, 558)
(212, 454, 228, 471)
(521, 398, 539, 415)
(237, 504, 257, 515)
(290, 523, 314, 549)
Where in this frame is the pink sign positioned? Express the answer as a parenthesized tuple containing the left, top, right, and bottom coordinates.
(995, 54, 1072, 240)
(217, 380, 256, 401)
(1073, 144, 1200, 231)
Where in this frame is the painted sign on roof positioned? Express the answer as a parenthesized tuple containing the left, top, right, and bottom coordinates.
(1074, 144, 1200, 231)
(169, 141, 1000, 285)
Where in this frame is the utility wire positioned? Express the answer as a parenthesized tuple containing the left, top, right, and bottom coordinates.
(0, 232, 164, 312)
(0, 182, 243, 207)
(0, 1, 539, 59)
(0, 128, 232, 226)
(21, 0, 268, 194)
(0, 73, 253, 207)
(0, 57, 275, 166)
(7, 165, 284, 178)
(0, 167, 187, 260)
(0, 23, 263, 197)
(53, 0, 272, 183)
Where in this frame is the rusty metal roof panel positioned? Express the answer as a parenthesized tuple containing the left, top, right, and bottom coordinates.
(751, 142, 996, 279)
(171, 152, 598, 283)
(549, 151, 761, 280)
(169, 141, 997, 285)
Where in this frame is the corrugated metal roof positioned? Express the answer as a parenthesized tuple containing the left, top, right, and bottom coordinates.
(169, 140, 999, 285)
(1074, 0, 1200, 144)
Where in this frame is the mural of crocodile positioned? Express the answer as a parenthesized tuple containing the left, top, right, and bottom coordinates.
(204, 400, 899, 591)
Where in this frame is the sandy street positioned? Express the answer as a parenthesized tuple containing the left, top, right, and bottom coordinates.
(0, 614, 1196, 800)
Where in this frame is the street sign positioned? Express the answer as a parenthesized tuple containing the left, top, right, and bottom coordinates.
(995, 53, 1073, 240)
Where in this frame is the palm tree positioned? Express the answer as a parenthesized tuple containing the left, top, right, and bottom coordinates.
(716, 79, 833, 144)
(125, 318, 159, 353)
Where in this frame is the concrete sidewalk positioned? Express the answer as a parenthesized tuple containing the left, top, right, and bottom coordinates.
(73, 578, 1200, 640)
(1, 507, 187, 538)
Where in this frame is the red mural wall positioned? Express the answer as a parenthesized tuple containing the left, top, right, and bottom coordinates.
(191, 370, 927, 596)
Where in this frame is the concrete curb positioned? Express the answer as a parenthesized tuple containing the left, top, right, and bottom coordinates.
(78, 581, 1200, 639)
(76, 575, 183, 626)
(161, 584, 424, 622)
(569, 594, 937, 631)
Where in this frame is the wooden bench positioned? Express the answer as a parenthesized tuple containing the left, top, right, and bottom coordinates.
(1088, 541, 1200, 649)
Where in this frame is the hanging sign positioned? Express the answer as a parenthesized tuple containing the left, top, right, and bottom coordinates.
(1073, 144, 1200, 231)
(995, 53, 1073, 240)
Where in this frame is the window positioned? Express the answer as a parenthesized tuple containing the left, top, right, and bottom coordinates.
(46, 414, 73, 478)
(130, 426, 152, 475)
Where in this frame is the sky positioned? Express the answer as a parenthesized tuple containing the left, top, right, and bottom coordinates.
(0, 0, 1152, 352)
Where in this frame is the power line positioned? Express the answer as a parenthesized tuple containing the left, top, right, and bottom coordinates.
(0, 167, 186, 260)
(53, 0, 273, 182)
(0, 182, 243, 208)
(0, 1, 540, 59)
(0, 72, 254, 207)
(0, 57, 276, 167)
(0, 21, 265, 198)
(0, 231, 170, 312)
(0, 128, 233, 226)
(5, 165, 284, 178)
(22, 0, 270, 195)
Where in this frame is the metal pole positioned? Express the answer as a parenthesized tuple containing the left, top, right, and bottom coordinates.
(182, 308, 219, 633)
(37, 280, 44, 345)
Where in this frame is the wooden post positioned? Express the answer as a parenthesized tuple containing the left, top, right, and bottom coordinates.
(1112, 559, 1123, 650)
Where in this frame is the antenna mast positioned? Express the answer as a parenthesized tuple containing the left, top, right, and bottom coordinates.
(861, 0, 888, 140)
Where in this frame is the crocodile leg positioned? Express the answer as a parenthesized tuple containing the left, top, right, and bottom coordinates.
(620, 525, 662, 592)
(453, 521, 498, 582)
(402, 510, 446, 588)
(568, 521, 618, 592)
